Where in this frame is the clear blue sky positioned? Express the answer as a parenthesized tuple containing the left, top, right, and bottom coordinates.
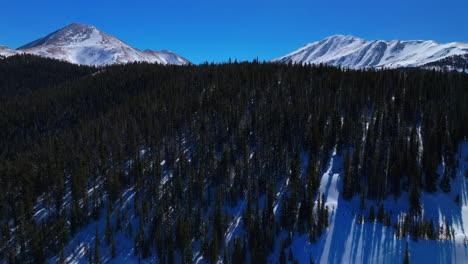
(1, 0, 467, 64)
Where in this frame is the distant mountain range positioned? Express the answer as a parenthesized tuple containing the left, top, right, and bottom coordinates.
(272, 35, 468, 69)
(0, 23, 190, 66)
(2, 27, 468, 70)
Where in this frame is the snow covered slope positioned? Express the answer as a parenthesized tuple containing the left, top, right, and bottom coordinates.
(45, 142, 468, 264)
(143, 49, 191, 65)
(0, 45, 19, 57)
(273, 35, 468, 69)
(277, 143, 468, 264)
(1, 23, 190, 66)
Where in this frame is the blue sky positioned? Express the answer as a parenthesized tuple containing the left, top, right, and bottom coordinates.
(1, 0, 467, 63)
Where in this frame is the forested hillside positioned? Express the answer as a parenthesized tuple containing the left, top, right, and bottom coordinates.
(0, 55, 467, 263)
(423, 54, 468, 72)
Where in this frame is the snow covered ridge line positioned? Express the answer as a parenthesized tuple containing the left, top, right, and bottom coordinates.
(0, 23, 191, 66)
(272, 35, 468, 69)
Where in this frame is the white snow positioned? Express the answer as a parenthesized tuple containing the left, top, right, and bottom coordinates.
(319, 148, 340, 209)
(273, 35, 468, 69)
(0, 45, 21, 57)
(1, 23, 190, 66)
(276, 141, 468, 264)
(41, 139, 468, 264)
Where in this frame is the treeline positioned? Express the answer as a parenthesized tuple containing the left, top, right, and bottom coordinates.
(0, 55, 467, 263)
(423, 54, 468, 72)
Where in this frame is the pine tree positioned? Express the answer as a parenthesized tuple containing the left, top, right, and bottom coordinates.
(403, 242, 409, 264)
(7, 249, 16, 264)
(110, 231, 117, 259)
(290, 147, 302, 190)
(368, 205, 375, 222)
(309, 254, 315, 264)
(116, 210, 122, 231)
(385, 213, 392, 227)
(439, 173, 451, 193)
(279, 246, 286, 264)
(94, 225, 101, 264)
(307, 155, 319, 198)
(85, 245, 92, 264)
(357, 214, 364, 225)
(288, 248, 294, 262)
(445, 220, 452, 240)
(377, 204, 385, 223)
(409, 187, 421, 216)
(232, 238, 244, 264)
(308, 202, 316, 243)
(342, 150, 353, 200)
(58, 247, 65, 264)
(211, 234, 219, 263)
(183, 245, 194, 264)
(105, 210, 112, 245)
(360, 192, 366, 211)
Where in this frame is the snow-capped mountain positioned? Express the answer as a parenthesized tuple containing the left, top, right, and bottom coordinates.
(0, 45, 19, 57)
(273, 35, 468, 69)
(0, 23, 190, 65)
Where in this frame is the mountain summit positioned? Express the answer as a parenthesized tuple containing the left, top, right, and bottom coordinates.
(0, 23, 190, 66)
(17, 23, 108, 49)
(273, 35, 468, 69)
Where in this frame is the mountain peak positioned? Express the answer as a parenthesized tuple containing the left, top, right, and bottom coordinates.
(17, 23, 106, 50)
(62, 22, 99, 33)
(273, 35, 468, 68)
(67, 22, 95, 28)
(322, 35, 364, 42)
(325, 34, 357, 40)
(9, 23, 190, 66)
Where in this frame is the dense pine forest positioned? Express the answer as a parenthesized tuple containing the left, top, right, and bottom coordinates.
(0, 54, 467, 263)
